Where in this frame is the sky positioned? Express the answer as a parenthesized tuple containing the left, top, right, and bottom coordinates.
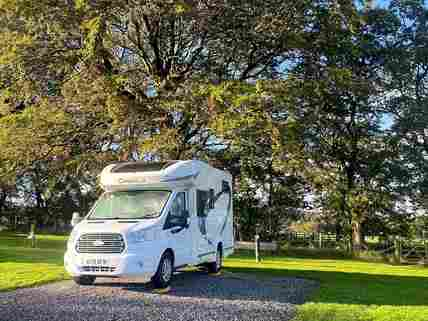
(376, 0, 391, 7)
(375, 0, 427, 7)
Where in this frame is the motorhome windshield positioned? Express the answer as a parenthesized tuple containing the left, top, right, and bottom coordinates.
(88, 190, 171, 220)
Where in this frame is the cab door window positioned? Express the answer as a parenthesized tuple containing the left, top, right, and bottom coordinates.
(164, 192, 187, 229)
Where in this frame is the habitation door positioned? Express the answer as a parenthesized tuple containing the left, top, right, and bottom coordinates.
(193, 179, 233, 261)
(195, 189, 216, 259)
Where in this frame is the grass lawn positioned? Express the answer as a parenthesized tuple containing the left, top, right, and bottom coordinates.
(1, 233, 428, 321)
(224, 251, 428, 321)
(0, 233, 69, 291)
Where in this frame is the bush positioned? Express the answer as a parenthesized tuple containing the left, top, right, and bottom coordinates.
(357, 250, 390, 263)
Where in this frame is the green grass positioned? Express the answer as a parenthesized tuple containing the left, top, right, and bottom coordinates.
(224, 251, 428, 321)
(0, 233, 69, 291)
(2, 233, 428, 321)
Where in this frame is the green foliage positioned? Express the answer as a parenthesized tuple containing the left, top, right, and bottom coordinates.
(0, 0, 427, 247)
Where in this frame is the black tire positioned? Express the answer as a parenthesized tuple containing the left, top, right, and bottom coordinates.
(152, 251, 174, 289)
(207, 245, 223, 274)
(73, 275, 96, 286)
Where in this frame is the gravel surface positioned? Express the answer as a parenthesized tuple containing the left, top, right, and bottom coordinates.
(0, 270, 318, 321)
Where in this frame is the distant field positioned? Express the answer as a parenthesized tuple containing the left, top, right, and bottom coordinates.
(1, 233, 428, 321)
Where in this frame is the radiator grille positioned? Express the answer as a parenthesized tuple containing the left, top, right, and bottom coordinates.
(76, 233, 125, 254)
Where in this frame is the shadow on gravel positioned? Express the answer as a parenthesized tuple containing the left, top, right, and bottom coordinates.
(94, 270, 318, 305)
(225, 266, 428, 307)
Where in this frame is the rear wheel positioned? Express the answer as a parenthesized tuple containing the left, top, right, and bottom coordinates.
(207, 245, 222, 274)
(152, 251, 174, 289)
(73, 275, 96, 286)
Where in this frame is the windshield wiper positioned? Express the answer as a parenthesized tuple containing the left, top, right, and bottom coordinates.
(89, 214, 159, 220)
(135, 213, 159, 219)
(88, 217, 125, 220)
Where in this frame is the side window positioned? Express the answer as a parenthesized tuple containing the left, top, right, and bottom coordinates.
(164, 192, 186, 229)
(209, 189, 215, 209)
(197, 190, 210, 217)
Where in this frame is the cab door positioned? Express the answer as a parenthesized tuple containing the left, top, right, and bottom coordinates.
(163, 191, 192, 267)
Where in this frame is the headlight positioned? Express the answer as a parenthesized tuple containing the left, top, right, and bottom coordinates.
(67, 228, 78, 248)
(128, 229, 155, 243)
(128, 230, 146, 243)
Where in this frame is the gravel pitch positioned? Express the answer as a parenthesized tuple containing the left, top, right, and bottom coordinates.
(0, 270, 318, 321)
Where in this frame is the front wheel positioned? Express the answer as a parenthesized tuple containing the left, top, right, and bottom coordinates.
(207, 246, 222, 274)
(73, 275, 96, 286)
(152, 251, 174, 289)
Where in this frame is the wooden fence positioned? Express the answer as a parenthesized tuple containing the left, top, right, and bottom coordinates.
(284, 232, 340, 248)
(235, 241, 279, 251)
(283, 231, 428, 265)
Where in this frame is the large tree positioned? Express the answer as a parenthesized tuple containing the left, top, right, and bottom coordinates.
(0, 0, 310, 228)
(265, 1, 413, 253)
(383, 0, 428, 212)
(0, 0, 426, 246)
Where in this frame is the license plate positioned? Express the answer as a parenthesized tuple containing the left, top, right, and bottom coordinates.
(84, 258, 109, 266)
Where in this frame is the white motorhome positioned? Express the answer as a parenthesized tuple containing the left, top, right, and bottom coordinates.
(64, 160, 234, 288)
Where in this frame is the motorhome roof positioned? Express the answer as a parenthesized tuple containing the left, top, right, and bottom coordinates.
(100, 160, 224, 192)
(110, 161, 179, 173)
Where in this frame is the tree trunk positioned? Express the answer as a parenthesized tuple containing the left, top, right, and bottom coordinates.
(352, 220, 363, 256)
(336, 188, 347, 241)
(267, 161, 274, 241)
(32, 190, 44, 228)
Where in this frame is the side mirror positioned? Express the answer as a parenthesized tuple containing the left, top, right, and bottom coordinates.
(222, 181, 231, 193)
(184, 216, 190, 228)
(170, 216, 189, 228)
(71, 212, 82, 227)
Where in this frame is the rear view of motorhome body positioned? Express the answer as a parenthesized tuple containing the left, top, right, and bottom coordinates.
(64, 160, 234, 288)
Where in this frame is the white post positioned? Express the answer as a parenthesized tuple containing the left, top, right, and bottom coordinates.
(27, 223, 36, 248)
(255, 234, 260, 263)
(394, 236, 401, 264)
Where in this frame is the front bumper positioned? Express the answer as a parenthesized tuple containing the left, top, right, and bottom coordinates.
(64, 250, 157, 278)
